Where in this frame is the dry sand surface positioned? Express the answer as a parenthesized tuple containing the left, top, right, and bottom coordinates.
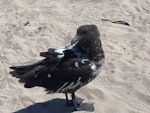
(0, 0, 150, 113)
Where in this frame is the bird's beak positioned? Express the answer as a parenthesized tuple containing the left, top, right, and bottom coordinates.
(71, 35, 79, 45)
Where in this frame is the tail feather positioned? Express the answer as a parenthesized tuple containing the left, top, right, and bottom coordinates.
(10, 60, 45, 75)
(23, 66, 49, 88)
(10, 71, 21, 78)
(19, 65, 46, 83)
(9, 59, 49, 88)
(10, 67, 31, 75)
(18, 69, 36, 83)
(10, 60, 44, 70)
(10, 58, 59, 88)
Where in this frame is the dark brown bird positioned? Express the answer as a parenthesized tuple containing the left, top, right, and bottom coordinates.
(10, 25, 105, 111)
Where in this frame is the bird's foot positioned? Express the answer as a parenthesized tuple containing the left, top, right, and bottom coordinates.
(74, 107, 82, 111)
(66, 98, 82, 107)
(65, 93, 84, 111)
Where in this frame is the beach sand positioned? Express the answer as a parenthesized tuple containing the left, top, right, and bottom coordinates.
(0, 0, 150, 113)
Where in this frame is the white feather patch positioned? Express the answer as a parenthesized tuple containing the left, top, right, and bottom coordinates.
(61, 77, 82, 92)
(75, 62, 79, 68)
(55, 48, 66, 54)
(68, 77, 82, 89)
(57, 54, 64, 59)
(91, 63, 97, 71)
(68, 81, 81, 89)
(56, 82, 69, 92)
(61, 82, 75, 92)
(55, 48, 66, 59)
(81, 59, 89, 64)
(47, 74, 51, 78)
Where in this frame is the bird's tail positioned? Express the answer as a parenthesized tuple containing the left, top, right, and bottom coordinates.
(10, 60, 47, 88)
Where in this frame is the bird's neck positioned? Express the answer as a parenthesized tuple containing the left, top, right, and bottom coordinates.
(76, 38, 104, 61)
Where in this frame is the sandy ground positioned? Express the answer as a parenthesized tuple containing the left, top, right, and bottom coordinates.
(0, 0, 150, 113)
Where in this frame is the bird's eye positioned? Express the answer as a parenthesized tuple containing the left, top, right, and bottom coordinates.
(81, 30, 87, 35)
(77, 29, 87, 36)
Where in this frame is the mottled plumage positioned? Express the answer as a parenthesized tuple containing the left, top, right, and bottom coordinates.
(10, 25, 105, 111)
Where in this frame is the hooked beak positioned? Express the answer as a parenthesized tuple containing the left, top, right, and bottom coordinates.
(71, 35, 79, 45)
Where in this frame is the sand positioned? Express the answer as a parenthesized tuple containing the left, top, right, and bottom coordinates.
(0, 0, 150, 113)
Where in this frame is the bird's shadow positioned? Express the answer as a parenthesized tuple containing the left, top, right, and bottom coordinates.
(14, 98, 94, 113)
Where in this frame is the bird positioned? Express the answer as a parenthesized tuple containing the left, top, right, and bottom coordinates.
(10, 25, 105, 111)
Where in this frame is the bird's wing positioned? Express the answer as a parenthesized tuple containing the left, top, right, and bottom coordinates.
(23, 58, 93, 92)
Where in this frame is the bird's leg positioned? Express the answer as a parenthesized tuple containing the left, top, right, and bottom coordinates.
(71, 92, 80, 111)
(65, 93, 70, 106)
(65, 93, 82, 109)
(65, 93, 74, 106)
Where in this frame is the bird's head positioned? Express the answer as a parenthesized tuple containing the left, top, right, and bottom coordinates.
(71, 25, 100, 45)
(71, 25, 104, 60)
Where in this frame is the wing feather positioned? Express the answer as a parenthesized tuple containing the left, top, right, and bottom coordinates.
(37, 58, 92, 92)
